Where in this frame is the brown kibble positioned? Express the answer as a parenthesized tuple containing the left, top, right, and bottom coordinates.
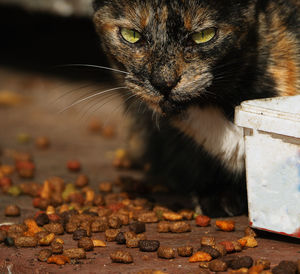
(88, 119, 102, 133)
(20, 182, 41, 197)
(214, 244, 227, 256)
(169, 221, 191, 233)
(139, 240, 160, 252)
(272, 261, 297, 274)
(38, 249, 52, 262)
(91, 219, 108, 233)
(138, 212, 159, 223)
(201, 236, 216, 247)
(219, 241, 235, 253)
(209, 259, 228, 272)
(157, 221, 170, 233)
(178, 209, 194, 220)
(110, 250, 133, 264)
(177, 246, 193, 257)
(55, 238, 64, 245)
(93, 194, 105, 206)
(66, 222, 78, 233)
(92, 239, 106, 247)
(189, 251, 212, 263)
(129, 222, 146, 234)
(231, 256, 254, 270)
(163, 212, 183, 221)
(5, 205, 20, 217)
(15, 236, 37, 247)
(16, 161, 35, 178)
(198, 246, 220, 259)
(44, 223, 64, 235)
(126, 237, 140, 248)
(105, 229, 120, 242)
(51, 241, 63, 254)
(47, 255, 70, 265)
(239, 236, 258, 248)
(73, 229, 88, 240)
(67, 160, 81, 172)
(216, 220, 235, 232)
(35, 136, 50, 149)
(108, 215, 122, 229)
(78, 237, 94, 251)
(232, 241, 243, 252)
(99, 182, 113, 193)
(64, 248, 86, 259)
(157, 247, 176, 259)
(36, 213, 49, 226)
(245, 227, 257, 237)
(39, 233, 55, 246)
(75, 174, 89, 188)
(196, 215, 211, 227)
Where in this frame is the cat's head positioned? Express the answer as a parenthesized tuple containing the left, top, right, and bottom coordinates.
(93, 0, 258, 115)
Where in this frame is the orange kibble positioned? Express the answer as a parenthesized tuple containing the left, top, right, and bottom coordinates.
(239, 236, 258, 248)
(24, 219, 42, 236)
(195, 215, 211, 227)
(238, 238, 247, 247)
(216, 220, 235, 232)
(92, 239, 106, 247)
(47, 255, 70, 265)
(248, 265, 265, 274)
(41, 180, 51, 200)
(163, 212, 183, 221)
(189, 251, 212, 263)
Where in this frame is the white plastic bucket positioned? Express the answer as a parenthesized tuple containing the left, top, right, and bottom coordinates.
(235, 96, 300, 238)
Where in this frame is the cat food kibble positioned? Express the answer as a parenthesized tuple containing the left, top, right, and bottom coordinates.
(139, 240, 160, 252)
(99, 181, 113, 193)
(255, 259, 271, 270)
(92, 239, 106, 247)
(157, 221, 170, 233)
(39, 233, 55, 246)
(35, 213, 49, 226)
(73, 229, 88, 240)
(189, 251, 213, 263)
(169, 221, 191, 233)
(35, 136, 50, 149)
(230, 256, 254, 269)
(78, 237, 94, 251)
(14, 236, 37, 248)
(38, 249, 53, 262)
(177, 246, 193, 257)
(272, 260, 297, 274)
(5, 204, 20, 216)
(63, 248, 86, 259)
(244, 227, 257, 237)
(219, 241, 235, 253)
(44, 223, 64, 235)
(67, 160, 81, 172)
(105, 229, 121, 242)
(110, 250, 133, 264)
(51, 241, 63, 254)
(198, 246, 221, 259)
(138, 212, 159, 223)
(195, 215, 211, 227)
(209, 259, 228, 272)
(216, 220, 235, 232)
(75, 174, 89, 188)
(162, 212, 183, 221)
(47, 255, 70, 265)
(157, 247, 176, 259)
(200, 236, 216, 247)
(116, 232, 126, 244)
(129, 221, 146, 234)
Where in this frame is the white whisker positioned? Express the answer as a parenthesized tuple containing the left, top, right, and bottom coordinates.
(59, 86, 127, 113)
(56, 64, 129, 75)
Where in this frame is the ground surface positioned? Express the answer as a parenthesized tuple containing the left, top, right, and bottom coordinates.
(0, 68, 299, 274)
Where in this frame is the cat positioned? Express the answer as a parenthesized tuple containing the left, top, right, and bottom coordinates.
(92, 0, 300, 217)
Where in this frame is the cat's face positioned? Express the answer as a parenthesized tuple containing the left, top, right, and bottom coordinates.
(94, 0, 257, 115)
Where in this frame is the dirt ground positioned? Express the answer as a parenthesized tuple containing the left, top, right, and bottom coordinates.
(0, 67, 299, 274)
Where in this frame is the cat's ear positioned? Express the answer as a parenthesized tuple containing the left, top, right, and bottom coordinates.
(93, 0, 104, 11)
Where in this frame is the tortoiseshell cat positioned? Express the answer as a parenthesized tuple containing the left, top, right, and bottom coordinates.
(93, 0, 300, 216)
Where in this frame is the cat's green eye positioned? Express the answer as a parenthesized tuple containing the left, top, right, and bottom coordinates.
(121, 28, 141, 44)
(192, 28, 216, 44)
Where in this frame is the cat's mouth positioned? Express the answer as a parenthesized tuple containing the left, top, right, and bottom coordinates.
(125, 75, 213, 116)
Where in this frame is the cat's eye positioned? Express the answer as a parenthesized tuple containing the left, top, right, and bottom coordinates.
(120, 28, 141, 44)
(192, 28, 216, 44)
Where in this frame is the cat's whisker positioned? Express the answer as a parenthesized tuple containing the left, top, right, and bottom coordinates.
(58, 86, 127, 114)
(56, 64, 130, 75)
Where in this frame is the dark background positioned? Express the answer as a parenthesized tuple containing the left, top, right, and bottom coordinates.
(0, 4, 111, 82)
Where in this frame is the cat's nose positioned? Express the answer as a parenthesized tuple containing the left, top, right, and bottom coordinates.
(151, 79, 178, 97)
(150, 68, 180, 97)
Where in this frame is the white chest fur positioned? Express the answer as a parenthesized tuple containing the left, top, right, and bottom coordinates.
(172, 106, 245, 173)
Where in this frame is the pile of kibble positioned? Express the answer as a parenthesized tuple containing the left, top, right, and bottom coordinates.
(0, 136, 300, 274)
